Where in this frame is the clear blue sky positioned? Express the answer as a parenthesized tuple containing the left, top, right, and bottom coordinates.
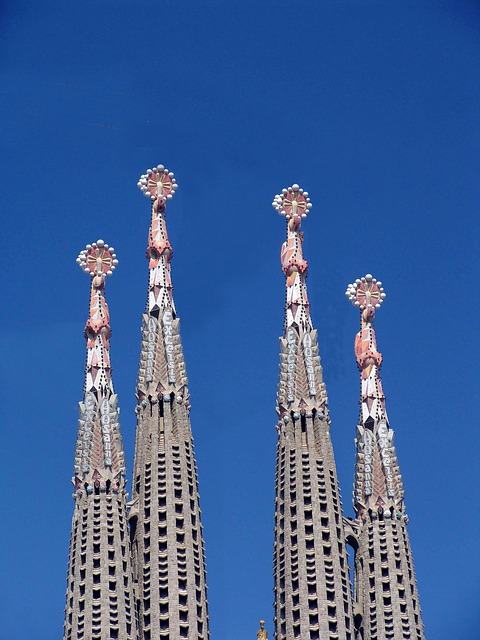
(1, 1, 479, 638)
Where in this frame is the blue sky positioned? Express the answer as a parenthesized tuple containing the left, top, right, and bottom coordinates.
(1, 1, 479, 638)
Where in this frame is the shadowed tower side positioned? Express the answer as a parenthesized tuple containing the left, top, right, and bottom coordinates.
(346, 275, 425, 640)
(129, 166, 209, 640)
(64, 242, 137, 640)
(272, 186, 354, 640)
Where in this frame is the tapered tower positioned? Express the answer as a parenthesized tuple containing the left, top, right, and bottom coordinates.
(129, 166, 209, 640)
(345, 275, 425, 640)
(272, 186, 354, 640)
(64, 241, 137, 640)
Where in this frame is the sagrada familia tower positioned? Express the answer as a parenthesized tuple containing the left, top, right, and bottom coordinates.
(62, 168, 425, 640)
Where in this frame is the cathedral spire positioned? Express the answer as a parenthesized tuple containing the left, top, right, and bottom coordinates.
(345, 275, 404, 518)
(73, 240, 124, 487)
(271, 186, 354, 640)
(346, 274, 425, 640)
(135, 166, 187, 401)
(273, 184, 313, 333)
(131, 166, 209, 640)
(273, 186, 327, 417)
(64, 242, 137, 640)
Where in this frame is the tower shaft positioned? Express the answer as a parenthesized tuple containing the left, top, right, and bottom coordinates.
(353, 519, 423, 640)
(274, 410, 354, 640)
(64, 242, 137, 640)
(272, 187, 354, 640)
(346, 277, 425, 640)
(130, 168, 209, 640)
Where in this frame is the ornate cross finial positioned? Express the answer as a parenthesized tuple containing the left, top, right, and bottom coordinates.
(272, 183, 312, 222)
(138, 164, 178, 206)
(77, 239, 118, 285)
(346, 273, 386, 373)
(345, 274, 386, 323)
(77, 240, 117, 339)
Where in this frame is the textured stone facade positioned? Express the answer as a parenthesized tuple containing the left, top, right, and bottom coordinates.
(273, 412, 354, 640)
(64, 491, 136, 640)
(353, 518, 424, 639)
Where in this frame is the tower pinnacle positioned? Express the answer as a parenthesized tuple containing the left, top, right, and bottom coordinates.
(273, 184, 313, 333)
(73, 240, 124, 481)
(273, 186, 327, 416)
(134, 166, 188, 401)
(346, 274, 425, 640)
(345, 274, 403, 515)
(138, 165, 178, 314)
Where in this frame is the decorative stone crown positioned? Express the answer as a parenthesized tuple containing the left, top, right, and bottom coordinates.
(272, 183, 312, 220)
(345, 274, 386, 311)
(137, 164, 178, 201)
(76, 240, 118, 279)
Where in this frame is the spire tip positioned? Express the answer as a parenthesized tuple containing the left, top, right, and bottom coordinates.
(346, 275, 386, 311)
(138, 164, 178, 202)
(272, 184, 312, 220)
(77, 241, 118, 280)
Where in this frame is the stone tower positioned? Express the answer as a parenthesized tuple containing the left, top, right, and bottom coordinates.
(271, 186, 354, 640)
(64, 241, 137, 640)
(129, 166, 209, 640)
(345, 275, 425, 640)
